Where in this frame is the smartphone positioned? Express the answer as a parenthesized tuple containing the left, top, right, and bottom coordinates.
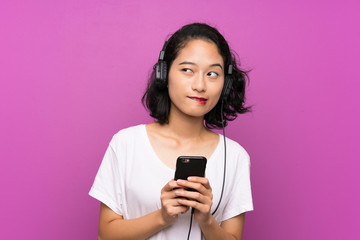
(174, 156, 207, 191)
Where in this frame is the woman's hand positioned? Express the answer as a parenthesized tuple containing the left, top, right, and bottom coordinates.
(160, 179, 190, 226)
(174, 177, 213, 225)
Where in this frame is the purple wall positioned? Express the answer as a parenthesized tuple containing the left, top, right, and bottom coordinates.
(1, 0, 359, 239)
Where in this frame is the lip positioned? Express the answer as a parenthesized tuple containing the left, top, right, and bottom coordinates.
(188, 96, 208, 104)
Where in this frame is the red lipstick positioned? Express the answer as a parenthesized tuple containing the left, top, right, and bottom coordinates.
(188, 96, 207, 104)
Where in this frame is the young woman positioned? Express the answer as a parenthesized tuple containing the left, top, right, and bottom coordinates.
(89, 23, 253, 240)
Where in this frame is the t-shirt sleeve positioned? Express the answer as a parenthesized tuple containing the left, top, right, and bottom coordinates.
(89, 143, 123, 216)
(221, 150, 254, 221)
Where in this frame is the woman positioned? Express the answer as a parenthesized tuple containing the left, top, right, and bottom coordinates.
(89, 23, 253, 240)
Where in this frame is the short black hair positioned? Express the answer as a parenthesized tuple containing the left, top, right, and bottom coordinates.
(142, 23, 251, 129)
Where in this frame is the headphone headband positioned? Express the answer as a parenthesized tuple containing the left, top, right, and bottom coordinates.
(158, 41, 167, 61)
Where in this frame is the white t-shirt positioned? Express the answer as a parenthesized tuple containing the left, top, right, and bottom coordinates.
(89, 124, 253, 239)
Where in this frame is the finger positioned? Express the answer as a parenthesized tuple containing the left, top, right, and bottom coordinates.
(162, 179, 182, 192)
(176, 179, 208, 195)
(177, 198, 211, 213)
(161, 200, 190, 219)
(175, 189, 206, 203)
(172, 205, 189, 215)
(161, 191, 177, 202)
(175, 189, 213, 206)
(177, 205, 190, 214)
(161, 188, 186, 202)
(187, 177, 211, 189)
(166, 198, 190, 207)
(181, 206, 190, 214)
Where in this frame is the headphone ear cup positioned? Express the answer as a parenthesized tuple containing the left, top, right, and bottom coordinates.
(221, 76, 233, 100)
(156, 60, 168, 85)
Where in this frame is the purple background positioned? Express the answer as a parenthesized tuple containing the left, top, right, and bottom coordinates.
(1, 0, 359, 239)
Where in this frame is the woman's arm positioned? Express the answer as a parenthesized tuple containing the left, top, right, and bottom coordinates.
(200, 213, 245, 240)
(98, 203, 166, 240)
(98, 179, 189, 240)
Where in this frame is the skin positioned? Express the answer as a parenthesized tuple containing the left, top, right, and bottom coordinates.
(98, 39, 246, 240)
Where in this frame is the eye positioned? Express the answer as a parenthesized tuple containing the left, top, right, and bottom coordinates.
(181, 68, 193, 74)
(207, 71, 219, 77)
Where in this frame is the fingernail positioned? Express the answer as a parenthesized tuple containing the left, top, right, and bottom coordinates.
(188, 177, 193, 180)
(177, 179, 183, 183)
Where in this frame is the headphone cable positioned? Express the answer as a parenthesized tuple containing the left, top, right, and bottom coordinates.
(187, 208, 194, 240)
(211, 100, 227, 215)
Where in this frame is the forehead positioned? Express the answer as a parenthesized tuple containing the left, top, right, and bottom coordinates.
(174, 39, 224, 66)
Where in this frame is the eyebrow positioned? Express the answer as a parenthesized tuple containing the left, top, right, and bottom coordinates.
(179, 61, 223, 70)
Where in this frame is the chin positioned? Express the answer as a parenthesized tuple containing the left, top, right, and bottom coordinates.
(183, 109, 211, 118)
(171, 102, 215, 119)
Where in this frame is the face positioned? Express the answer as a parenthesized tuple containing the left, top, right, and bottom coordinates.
(168, 39, 224, 119)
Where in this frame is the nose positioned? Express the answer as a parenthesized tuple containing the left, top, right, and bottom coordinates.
(191, 73, 206, 92)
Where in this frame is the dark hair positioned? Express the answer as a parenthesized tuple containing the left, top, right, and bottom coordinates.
(142, 23, 251, 129)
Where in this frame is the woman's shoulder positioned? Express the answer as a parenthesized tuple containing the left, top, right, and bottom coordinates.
(114, 124, 145, 136)
(109, 124, 146, 146)
(222, 135, 250, 161)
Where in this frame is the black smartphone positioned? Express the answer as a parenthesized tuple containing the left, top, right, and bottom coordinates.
(174, 156, 207, 191)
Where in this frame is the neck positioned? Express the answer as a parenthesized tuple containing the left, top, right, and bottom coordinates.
(166, 105, 208, 140)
